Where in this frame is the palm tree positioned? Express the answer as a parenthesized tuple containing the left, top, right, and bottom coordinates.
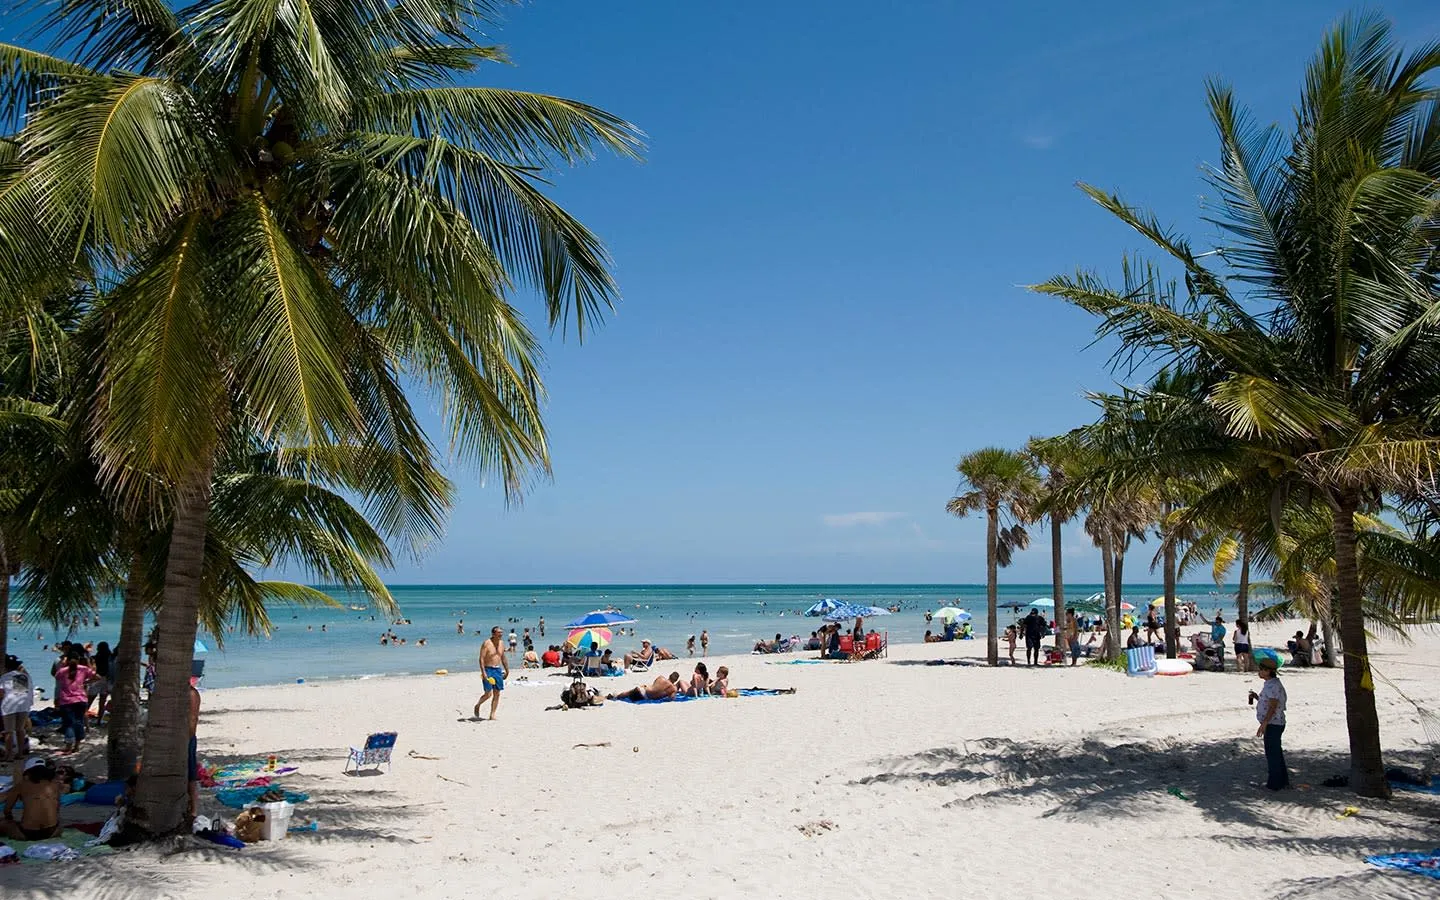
(948, 448, 1039, 665)
(1026, 437, 1081, 652)
(1036, 13, 1440, 796)
(0, 0, 641, 834)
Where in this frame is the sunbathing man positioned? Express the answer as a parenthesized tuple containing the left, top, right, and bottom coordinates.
(1, 758, 63, 841)
(607, 672, 681, 702)
(623, 640, 656, 670)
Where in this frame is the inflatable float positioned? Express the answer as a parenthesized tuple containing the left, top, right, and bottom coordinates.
(434, 669, 449, 676)
(1155, 658, 1192, 676)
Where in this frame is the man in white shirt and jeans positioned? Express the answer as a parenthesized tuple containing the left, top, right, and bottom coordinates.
(1249, 655, 1289, 790)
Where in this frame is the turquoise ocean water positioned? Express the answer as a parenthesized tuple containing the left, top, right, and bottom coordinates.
(19, 583, 1241, 688)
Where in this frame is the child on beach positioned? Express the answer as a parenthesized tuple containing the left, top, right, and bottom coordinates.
(1004, 626, 1017, 664)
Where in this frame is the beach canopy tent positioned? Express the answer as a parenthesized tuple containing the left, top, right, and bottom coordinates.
(804, 598, 848, 617)
(564, 610, 637, 629)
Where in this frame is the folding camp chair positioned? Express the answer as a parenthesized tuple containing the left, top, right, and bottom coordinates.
(345, 731, 398, 774)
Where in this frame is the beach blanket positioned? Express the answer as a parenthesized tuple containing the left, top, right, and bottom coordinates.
(616, 689, 792, 705)
(215, 787, 310, 809)
(203, 760, 298, 788)
(765, 659, 831, 665)
(1388, 776, 1440, 795)
(1367, 849, 1440, 880)
(0, 828, 114, 864)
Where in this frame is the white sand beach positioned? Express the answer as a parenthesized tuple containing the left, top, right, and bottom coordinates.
(4, 623, 1439, 899)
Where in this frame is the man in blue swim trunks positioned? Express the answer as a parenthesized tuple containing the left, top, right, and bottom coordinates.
(474, 627, 509, 721)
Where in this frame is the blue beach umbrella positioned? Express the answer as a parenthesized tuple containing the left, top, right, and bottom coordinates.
(564, 610, 638, 629)
(823, 602, 877, 622)
(804, 598, 848, 617)
(194, 639, 209, 654)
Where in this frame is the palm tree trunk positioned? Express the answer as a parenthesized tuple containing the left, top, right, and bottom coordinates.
(0, 564, 9, 663)
(1162, 535, 1178, 659)
(0, 535, 13, 660)
(1050, 513, 1065, 653)
(986, 503, 999, 666)
(106, 550, 148, 782)
(1100, 533, 1116, 659)
(1236, 542, 1251, 624)
(1331, 492, 1389, 798)
(1110, 540, 1126, 647)
(127, 473, 212, 837)
(1320, 615, 1337, 668)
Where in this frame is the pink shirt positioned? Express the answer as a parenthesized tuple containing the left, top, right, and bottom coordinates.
(55, 665, 95, 706)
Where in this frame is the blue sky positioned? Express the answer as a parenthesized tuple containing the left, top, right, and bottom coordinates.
(8, 2, 1439, 583)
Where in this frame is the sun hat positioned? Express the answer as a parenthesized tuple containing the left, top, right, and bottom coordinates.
(1253, 648, 1283, 670)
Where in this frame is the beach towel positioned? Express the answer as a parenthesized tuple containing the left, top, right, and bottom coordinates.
(765, 659, 831, 665)
(215, 786, 311, 809)
(1, 828, 114, 864)
(615, 689, 792, 705)
(1388, 776, 1440, 795)
(1367, 849, 1440, 880)
(204, 759, 298, 788)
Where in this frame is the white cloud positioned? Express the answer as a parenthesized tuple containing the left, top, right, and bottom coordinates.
(822, 511, 906, 528)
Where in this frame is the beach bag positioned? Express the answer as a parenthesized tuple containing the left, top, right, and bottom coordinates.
(561, 681, 599, 709)
(234, 808, 266, 843)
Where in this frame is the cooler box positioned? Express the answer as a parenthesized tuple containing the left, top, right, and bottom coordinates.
(259, 801, 294, 841)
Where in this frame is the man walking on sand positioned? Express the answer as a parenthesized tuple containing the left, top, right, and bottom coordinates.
(474, 627, 509, 720)
(1023, 608, 1046, 667)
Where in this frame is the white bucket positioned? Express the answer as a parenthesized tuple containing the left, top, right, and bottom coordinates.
(258, 801, 294, 841)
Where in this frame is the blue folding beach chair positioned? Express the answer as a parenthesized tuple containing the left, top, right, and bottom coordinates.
(345, 731, 398, 774)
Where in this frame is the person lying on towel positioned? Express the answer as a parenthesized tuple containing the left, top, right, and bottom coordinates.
(607, 672, 680, 702)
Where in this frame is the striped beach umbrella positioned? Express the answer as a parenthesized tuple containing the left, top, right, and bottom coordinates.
(804, 598, 848, 617)
(564, 627, 613, 651)
(564, 611, 637, 629)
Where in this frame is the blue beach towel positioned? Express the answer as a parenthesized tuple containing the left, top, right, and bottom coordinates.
(615, 689, 791, 705)
(765, 659, 831, 665)
(215, 787, 310, 808)
(1367, 849, 1440, 880)
(1389, 777, 1440, 795)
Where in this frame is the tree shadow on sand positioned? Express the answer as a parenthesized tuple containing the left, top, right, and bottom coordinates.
(1, 772, 425, 900)
(851, 735, 1440, 857)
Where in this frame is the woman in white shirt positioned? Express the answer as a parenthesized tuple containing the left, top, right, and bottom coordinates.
(1248, 656, 1289, 790)
(0, 655, 35, 759)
